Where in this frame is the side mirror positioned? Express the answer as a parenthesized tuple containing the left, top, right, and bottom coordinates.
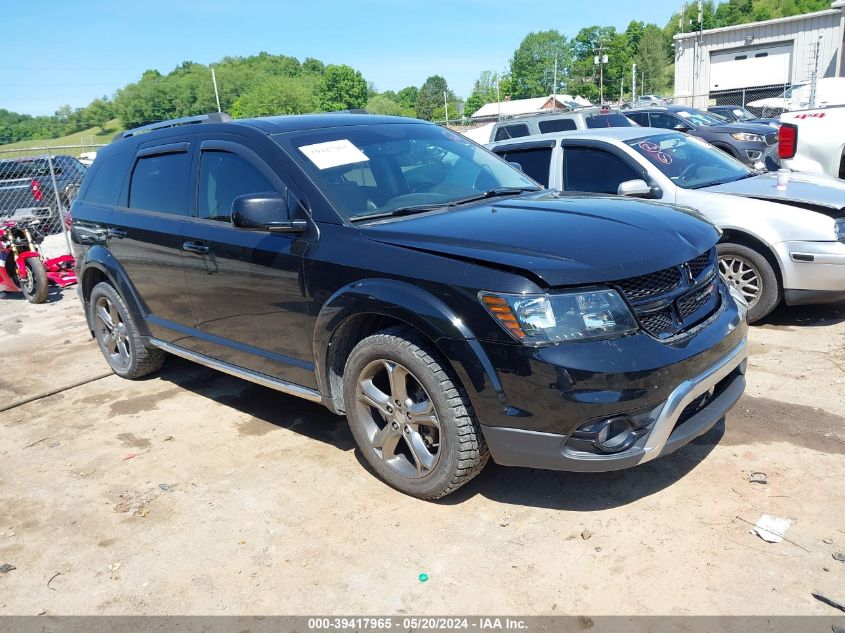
(673, 123, 692, 132)
(617, 179, 654, 198)
(231, 192, 306, 233)
(508, 161, 524, 172)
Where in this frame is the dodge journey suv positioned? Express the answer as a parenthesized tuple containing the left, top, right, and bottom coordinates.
(72, 112, 748, 499)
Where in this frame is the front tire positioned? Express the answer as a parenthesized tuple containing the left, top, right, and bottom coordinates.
(718, 242, 781, 323)
(89, 282, 165, 379)
(343, 326, 489, 499)
(20, 258, 48, 304)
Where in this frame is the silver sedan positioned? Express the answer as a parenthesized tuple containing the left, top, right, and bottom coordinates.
(487, 128, 845, 322)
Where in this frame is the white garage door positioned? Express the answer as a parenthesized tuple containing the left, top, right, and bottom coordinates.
(709, 43, 792, 91)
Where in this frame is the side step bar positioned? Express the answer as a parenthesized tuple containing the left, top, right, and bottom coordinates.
(149, 338, 322, 404)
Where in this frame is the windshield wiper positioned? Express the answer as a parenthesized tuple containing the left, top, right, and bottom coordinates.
(348, 186, 541, 223)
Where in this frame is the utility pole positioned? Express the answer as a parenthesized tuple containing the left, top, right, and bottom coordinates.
(443, 91, 449, 125)
(594, 44, 608, 106)
(809, 35, 822, 108)
(632, 63, 637, 102)
(552, 54, 558, 111)
(620, 77, 624, 104)
(496, 72, 502, 121)
(211, 68, 222, 113)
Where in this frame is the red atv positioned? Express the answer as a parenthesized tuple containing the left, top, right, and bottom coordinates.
(0, 218, 77, 303)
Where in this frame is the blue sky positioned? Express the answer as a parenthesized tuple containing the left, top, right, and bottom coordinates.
(1, 0, 682, 116)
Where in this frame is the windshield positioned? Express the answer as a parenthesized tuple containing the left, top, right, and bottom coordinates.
(277, 123, 539, 221)
(627, 132, 753, 189)
(676, 109, 725, 127)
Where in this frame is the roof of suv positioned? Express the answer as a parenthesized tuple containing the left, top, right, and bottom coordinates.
(114, 112, 424, 144)
(488, 127, 658, 146)
(627, 104, 697, 113)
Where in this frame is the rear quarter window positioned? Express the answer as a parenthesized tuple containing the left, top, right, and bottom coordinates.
(538, 118, 577, 133)
(493, 124, 530, 141)
(81, 153, 130, 206)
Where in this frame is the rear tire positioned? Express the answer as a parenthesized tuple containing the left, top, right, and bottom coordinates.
(343, 326, 489, 499)
(20, 258, 48, 304)
(718, 242, 781, 323)
(89, 281, 165, 379)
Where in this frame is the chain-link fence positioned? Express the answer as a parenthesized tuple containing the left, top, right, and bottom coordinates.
(665, 83, 810, 119)
(0, 144, 103, 259)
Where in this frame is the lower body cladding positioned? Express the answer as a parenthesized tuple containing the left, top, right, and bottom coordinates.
(776, 240, 845, 306)
(472, 295, 748, 472)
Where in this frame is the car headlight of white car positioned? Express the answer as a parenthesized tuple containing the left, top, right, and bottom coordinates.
(730, 132, 765, 143)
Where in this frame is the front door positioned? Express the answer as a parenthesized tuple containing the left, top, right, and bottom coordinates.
(180, 138, 316, 388)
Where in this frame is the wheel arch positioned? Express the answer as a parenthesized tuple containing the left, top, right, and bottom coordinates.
(313, 279, 506, 415)
(79, 245, 150, 337)
(718, 228, 785, 289)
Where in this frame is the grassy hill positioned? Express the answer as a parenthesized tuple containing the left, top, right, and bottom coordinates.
(0, 118, 122, 158)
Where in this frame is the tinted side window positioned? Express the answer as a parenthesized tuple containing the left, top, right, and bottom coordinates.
(128, 152, 190, 215)
(538, 118, 577, 133)
(625, 112, 649, 126)
(493, 124, 530, 141)
(83, 155, 129, 206)
(648, 113, 681, 129)
(498, 147, 552, 187)
(198, 150, 275, 222)
(585, 114, 633, 128)
(562, 146, 639, 194)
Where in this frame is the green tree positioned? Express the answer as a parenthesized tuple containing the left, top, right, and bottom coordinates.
(415, 75, 455, 121)
(231, 76, 316, 118)
(315, 64, 368, 112)
(636, 25, 671, 95)
(464, 70, 501, 116)
(365, 94, 409, 116)
(85, 98, 114, 132)
(509, 30, 571, 99)
(397, 86, 419, 111)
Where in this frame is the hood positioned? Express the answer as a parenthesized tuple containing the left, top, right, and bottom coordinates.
(359, 193, 719, 288)
(701, 172, 845, 217)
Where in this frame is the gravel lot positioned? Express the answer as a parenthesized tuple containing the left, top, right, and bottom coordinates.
(0, 288, 843, 615)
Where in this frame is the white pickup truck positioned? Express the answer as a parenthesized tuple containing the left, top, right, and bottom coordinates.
(779, 105, 845, 179)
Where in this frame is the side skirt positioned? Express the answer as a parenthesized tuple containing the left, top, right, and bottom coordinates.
(149, 338, 323, 404)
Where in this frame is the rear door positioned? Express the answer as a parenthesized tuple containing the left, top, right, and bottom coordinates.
(107, 138, 195, 343)
(179, 135, 315, 388)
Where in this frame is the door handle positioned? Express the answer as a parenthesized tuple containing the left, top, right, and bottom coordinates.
(182, 240, 210, 255)
(108, 228, 127, 238)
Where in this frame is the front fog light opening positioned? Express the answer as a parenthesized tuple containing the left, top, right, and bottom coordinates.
(572, 415, 638, 454)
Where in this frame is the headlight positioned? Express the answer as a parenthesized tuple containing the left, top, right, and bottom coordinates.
(480, 289, 638, 345)
(836, 218, 845, 243)
(731, 132, 765, 143)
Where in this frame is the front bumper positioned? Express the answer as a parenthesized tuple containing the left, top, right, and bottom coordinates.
(482, 338, 747, 472)
(775, 240, 845, 301)
(469, 287, 748, 472)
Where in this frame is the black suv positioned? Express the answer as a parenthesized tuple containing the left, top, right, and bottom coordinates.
(625, 105, 779, 168)
(72, 112, 748, 499)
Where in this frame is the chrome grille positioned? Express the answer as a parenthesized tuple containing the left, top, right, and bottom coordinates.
(639, 309, 676, 338)
(615, 266, 681, 300)
(678, 283, 715, 319)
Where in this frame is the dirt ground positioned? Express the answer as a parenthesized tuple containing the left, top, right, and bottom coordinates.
(0, 287, 843, 616)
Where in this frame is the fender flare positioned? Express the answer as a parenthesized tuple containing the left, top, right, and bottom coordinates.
(79, 245, 150, 336)
(312, 278, 506, 414)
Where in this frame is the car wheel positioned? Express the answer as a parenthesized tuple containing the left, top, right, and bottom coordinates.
(89, 281, 165, 379)
(343, 326, 489, 499)
(717, 242, 781, 323)
(19, 258, 48, 304)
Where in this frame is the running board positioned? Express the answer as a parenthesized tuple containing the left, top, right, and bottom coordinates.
(149, 338, 323, 404)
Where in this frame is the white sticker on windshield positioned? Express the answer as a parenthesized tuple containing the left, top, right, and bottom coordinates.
(299, 139, 369, 170)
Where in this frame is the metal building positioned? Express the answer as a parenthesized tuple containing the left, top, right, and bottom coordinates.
(673, 0, 845, 108)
